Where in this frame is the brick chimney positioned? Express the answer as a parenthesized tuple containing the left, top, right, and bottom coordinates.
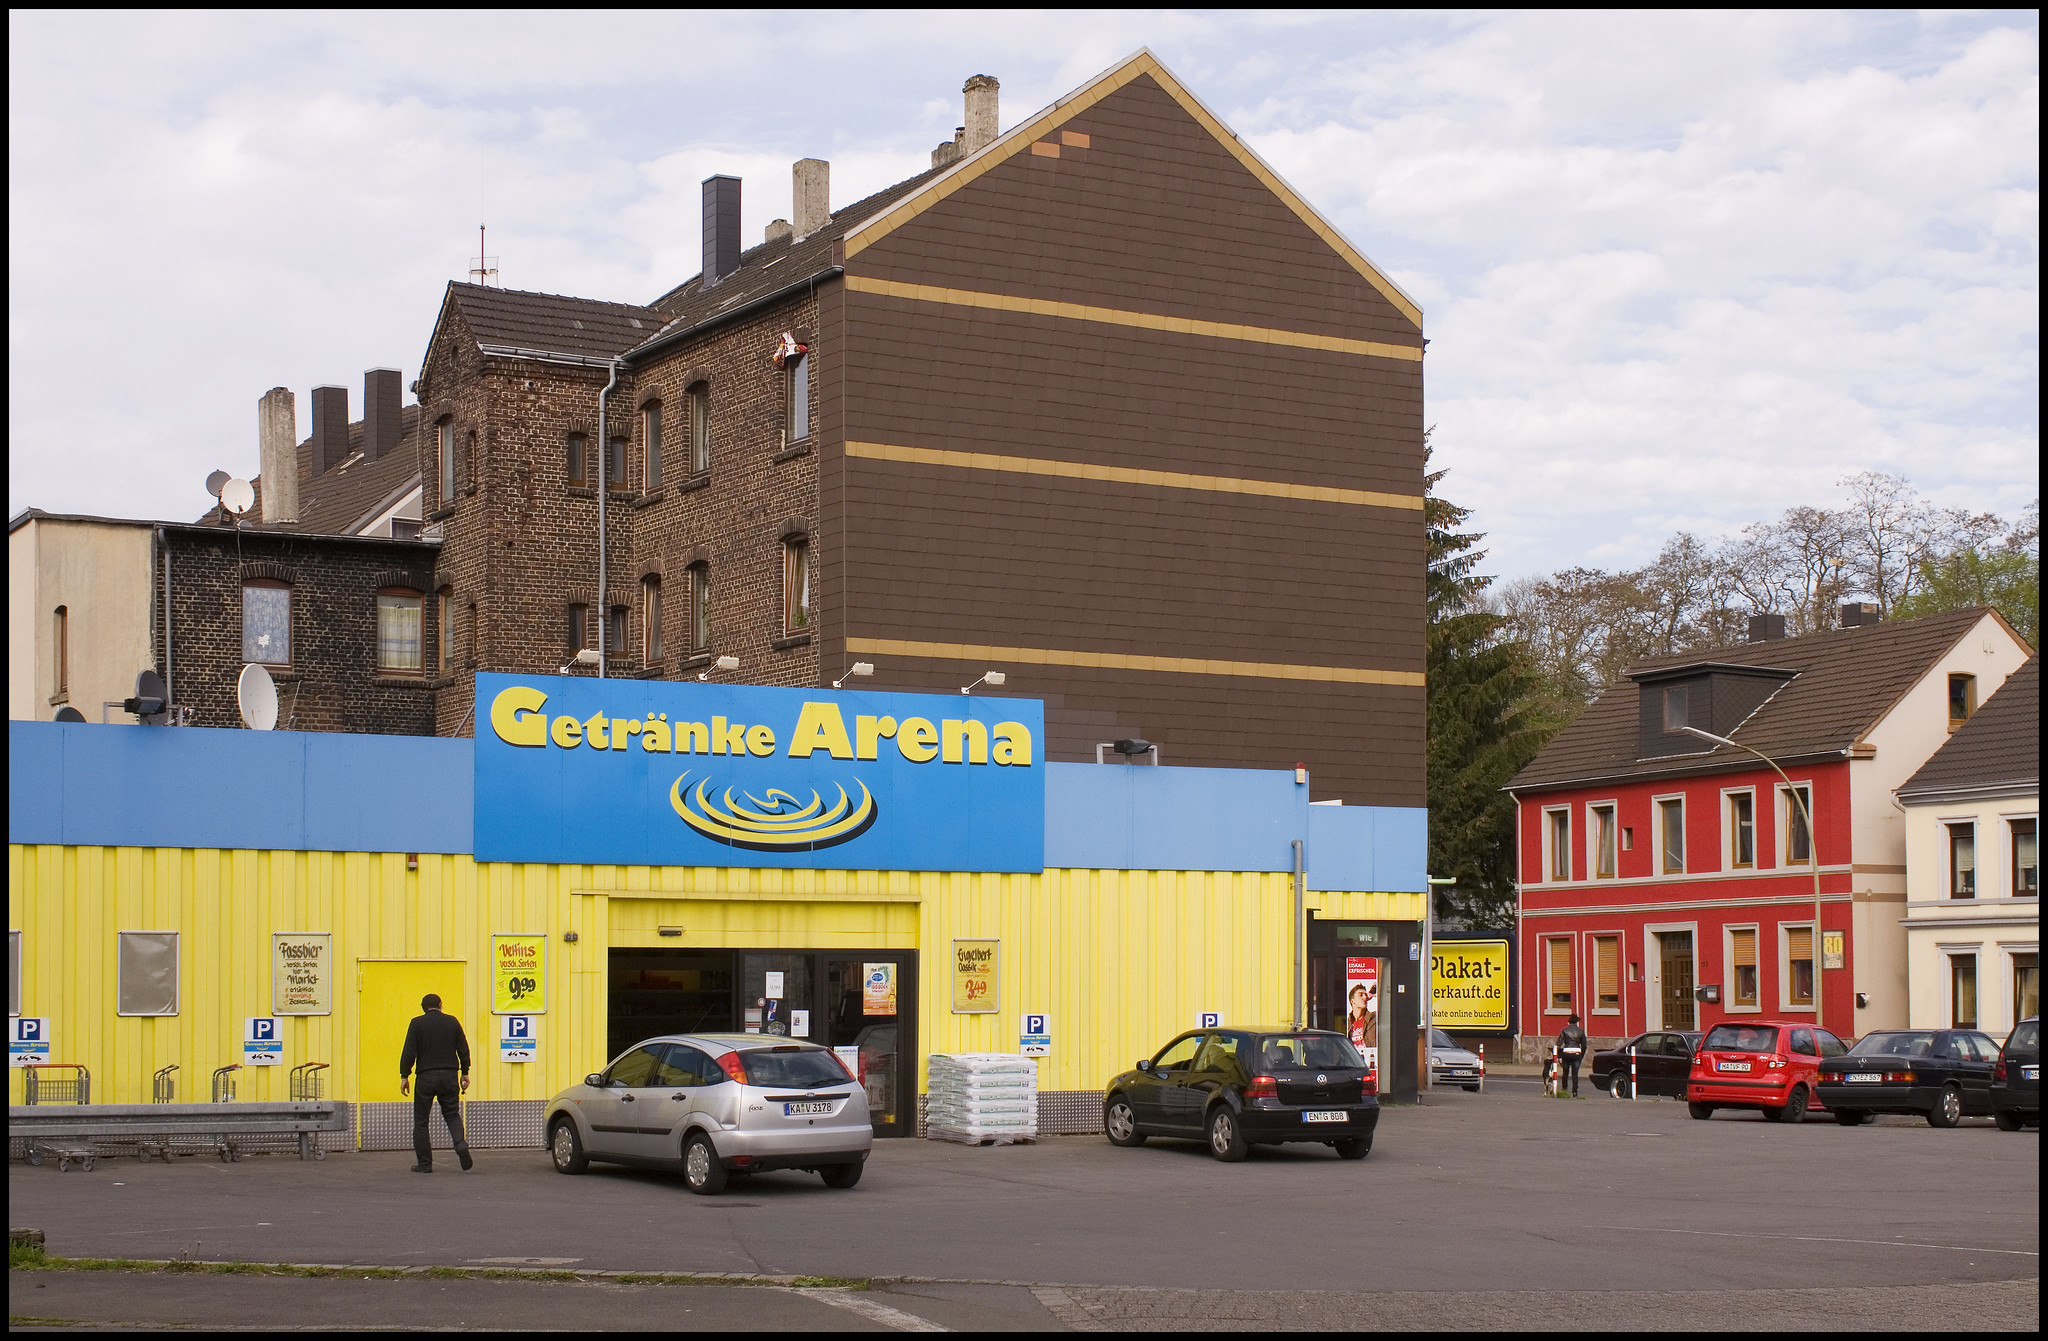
(931, 126, 965, 168)
(1746, 613, 1786, 642)
(257, 387, 298, 523)
(963, 75, 999, 153)
(702, 175, 741, 287)
(364, 368, 402, 460)
(310, 385, 349, 475)
(793, 158, 830, 239)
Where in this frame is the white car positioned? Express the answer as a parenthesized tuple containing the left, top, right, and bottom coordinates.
(1429, 1028, 1484, 1091)
(545, 1033, 872, 1195)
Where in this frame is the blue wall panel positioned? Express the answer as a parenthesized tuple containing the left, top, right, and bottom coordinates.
(1306, 804, 1428, 893)
(1045, 763, 1306, 872)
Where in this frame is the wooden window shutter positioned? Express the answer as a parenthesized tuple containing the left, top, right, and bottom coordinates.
(1732, 929, 1757, 969)
(1596, 938, 1619, 1003)
(1787, 927, 1813, 962)
(1548, 938, 1573, 1006)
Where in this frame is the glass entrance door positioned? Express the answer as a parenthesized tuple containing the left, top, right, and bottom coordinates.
(824, 956, 905, 1134)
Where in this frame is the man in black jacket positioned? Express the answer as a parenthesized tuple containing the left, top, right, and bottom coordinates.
(1557, 1014, 1589, 1098)
(399, 994, 472, 1172)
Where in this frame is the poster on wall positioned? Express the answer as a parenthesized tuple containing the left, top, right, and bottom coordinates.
(1431, 939, 1510, 1030)
(491, 934, 547, 1015)
(272, 933, 331, 1016)
(863, 963, 897, 1016)
(951, 940, 998, 1013)
(1344, 956, 1380, 1072)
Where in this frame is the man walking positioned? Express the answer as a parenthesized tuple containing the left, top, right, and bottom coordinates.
(1556, 1013, 1588, 1098)
(399, 993, 473, 1172)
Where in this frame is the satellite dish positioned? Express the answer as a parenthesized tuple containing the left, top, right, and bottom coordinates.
(205, 470, 231, 498)
(238, 663, 278, 731)
(220, 478, 256, 516)
(54, 706, 87, 723)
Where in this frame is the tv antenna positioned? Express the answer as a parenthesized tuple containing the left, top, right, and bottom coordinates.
(238, 663, 279, 731)
(470, 223, 499, 287)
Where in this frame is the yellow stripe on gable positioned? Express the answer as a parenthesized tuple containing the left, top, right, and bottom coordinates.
(844, 276, 1421, 363)
(846, 440, 1423, 512)
(845, 637, 1426, 688)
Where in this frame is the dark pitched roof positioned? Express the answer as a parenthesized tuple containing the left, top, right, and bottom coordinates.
(446, 283, 660, 360)
(1898, 655, 2039, 798)
(196, 405, 423, 537)
(1509, 607, 2011, 792)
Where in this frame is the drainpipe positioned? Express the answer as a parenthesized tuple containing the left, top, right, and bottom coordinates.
(1292, 839, 1305, 1029)
(158, 527, 174, 709)
(595, 358, 620, 678)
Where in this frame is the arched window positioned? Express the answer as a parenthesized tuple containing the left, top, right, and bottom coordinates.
(243, 579, 292, 666)
(782, 535, 811, 633)
(642, 575, 663, 662)
(688, 563, 710, 652)
(687, 383, 710, 475)
(436, 586, 455, 673)
(376, 587, 424, 673)
(641, 400, 662, 489)
(437, 418, 455, 504)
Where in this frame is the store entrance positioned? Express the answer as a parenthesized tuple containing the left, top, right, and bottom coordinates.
(608, 948, 915, 1136)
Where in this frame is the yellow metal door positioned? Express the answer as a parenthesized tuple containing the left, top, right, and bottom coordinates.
(358, 961, 467, 1102)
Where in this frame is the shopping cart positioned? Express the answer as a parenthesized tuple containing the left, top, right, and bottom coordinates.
(289, 1062, 329, 1101)
(152, 1064, 179, 1103)
(22, 1064, 98, 1171)
(210, 1064, 241, 1103)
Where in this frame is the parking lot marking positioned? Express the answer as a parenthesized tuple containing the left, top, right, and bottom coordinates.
(792, 1288, 950, 1332)
(1611, 1227, 2038, 1257)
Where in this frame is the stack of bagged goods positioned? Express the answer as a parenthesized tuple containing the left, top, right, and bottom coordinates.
(925, 1053, 1038, 1144)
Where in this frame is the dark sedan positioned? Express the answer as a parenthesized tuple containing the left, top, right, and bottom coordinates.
(1593, 1031, 1701, 1099)
(1816, 1029, 2003, 1127)
(1104, 1028, 1378, 1162)
(1992, 1017, 2039, 1131)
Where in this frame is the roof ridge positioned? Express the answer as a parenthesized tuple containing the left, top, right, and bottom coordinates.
(451, 280, 657, 314)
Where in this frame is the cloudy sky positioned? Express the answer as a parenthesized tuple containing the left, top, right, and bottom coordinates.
(8, 11, 2037, 578)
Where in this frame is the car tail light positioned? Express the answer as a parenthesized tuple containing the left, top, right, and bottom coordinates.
(1887, 1071, 1917, 1083)
(1996, 1059, 2006, 1081)
(715, 1051, 749, 1085)
(1363, 1069, 1378, 1096)
(1245, 1075, 1278, 1099)
(1767, 1057, 1787, 1069)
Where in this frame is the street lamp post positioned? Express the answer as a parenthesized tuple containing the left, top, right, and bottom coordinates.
(1679, 726, 1827, 1035)
(1421, 875, 1456, 1091)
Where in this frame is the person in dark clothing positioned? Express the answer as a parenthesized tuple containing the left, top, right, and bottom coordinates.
(1557, 1014, 1589, 1098)
(399, 993, 472, 1172)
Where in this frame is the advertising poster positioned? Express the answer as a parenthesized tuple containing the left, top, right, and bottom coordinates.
(951, 940, 998, 1013)
(491, 934, 547, 1015)
(1431, 939, 1510, 1030)
(1344, 956, 1380, 1072)
(272, 933, 331, 1015)
(863, 963, 897, 1016)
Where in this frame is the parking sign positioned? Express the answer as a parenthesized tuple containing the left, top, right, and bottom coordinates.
(9, 1017, 50, 1067)
(1196, 1011, 1224, 1029)
(1019, 1012, 1051, 1056)
(500, 1014, 536, 1063)
(244, 1016, 283, 1065)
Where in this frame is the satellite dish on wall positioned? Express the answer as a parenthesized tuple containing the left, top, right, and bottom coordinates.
(220, 478, 256, 517)
(205, 470, 231, 498)
(54, 706, 87, 723)
(238, 663, 278, 731)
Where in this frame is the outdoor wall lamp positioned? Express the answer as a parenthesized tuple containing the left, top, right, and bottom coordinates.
(558, 648, 601, 674)
(833, 661, 875, 689)
(698, 654, 741, 682)
(960, 670, 1007, 694)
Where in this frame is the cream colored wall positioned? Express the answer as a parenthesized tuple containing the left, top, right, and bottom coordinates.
(6, 518, 156, 724)
(1903, 788, 2039, 1033)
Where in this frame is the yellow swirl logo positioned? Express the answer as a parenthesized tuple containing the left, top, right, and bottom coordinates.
(668, 773, 879, 852)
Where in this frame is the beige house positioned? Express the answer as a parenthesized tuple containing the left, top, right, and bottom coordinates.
(8, 511, 158, 723)
(1898, 655, 2039, 1035)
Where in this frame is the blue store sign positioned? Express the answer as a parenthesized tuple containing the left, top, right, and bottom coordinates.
(473, 674, 1045, 872)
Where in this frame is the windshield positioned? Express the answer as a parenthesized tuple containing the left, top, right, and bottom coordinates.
(2010, 1020, 2038, 1050)
(1847, 1031, 1937, 1058)
(736, 1046, 852, 1089)
(1257, 1034, 1364, 1070)
(1702, 1024, 1780, 1054)
(1430, 1029, 1458, 1049)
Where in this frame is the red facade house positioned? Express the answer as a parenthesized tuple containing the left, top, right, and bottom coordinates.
(1508, 606, 2032, 1063)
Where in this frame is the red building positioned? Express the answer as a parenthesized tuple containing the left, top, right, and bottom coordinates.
(1508, 606, 2031, 1063)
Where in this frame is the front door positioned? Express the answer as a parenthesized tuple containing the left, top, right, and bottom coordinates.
(358, 960, 466, 1102)
(1658, 933, 1695, 1031)
(822, 956, 908, 1135)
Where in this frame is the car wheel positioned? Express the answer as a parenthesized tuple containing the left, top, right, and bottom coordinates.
(1834, 1110, 1869, 1126)
(1688, 1102, 1715, 1120)
(1104, 1095, 1146, 1147)
(1332, 1136, 1371, 1160)
(819, 1162, 863, 1189)
(1994, 1109, 2024, 1132)
(1927, 1085, 1962, 1129)
(1609, 1075, 1631, 1100)
(1463, 1085, 1480, 1093)
(683, 1132, 729, 1195)
(548, 1117, 588, 1174)
(1206, 1106, 1249, 1163)
(1783, 1085, 1809, 1123)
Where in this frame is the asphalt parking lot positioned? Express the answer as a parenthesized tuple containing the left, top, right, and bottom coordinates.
(9, 1088, 2037, 1331)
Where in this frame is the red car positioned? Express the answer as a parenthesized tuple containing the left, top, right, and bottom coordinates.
(1687, 1020, 1848, 1122)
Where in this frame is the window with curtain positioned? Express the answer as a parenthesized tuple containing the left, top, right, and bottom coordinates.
(1592, 805, 1616, 878)
(1784, 785, 1812, 864)
(243, 580, 291, 666)
(376, 590, 423, 672)
(2011, 818, 2037, 897)
(1659, 798, 1685, 874)
(1950, 955, 1977, 1028)
(1729, 792, 1754, 868)
(436, 588, 454, 673)
(1731, 928, 1758, 1006)
(642, 401, 662, 489)
(566, 432, 587, 486)
(608, 605, 626, 658)
(1949, 823, 1976, 899)
(2014, 953, 2039, 1024)
(783, 537, 811, 632)
(566, 603, 588, 653)
(1547, 938, 1574, 1011)
(1594, 936, 1619, 1011)
(1948, 673, 1976, 728)
(688, 384, 710, 474)
(785, 353, 810, 443)
(1547, 810, 1570, 881)
(1662, 685, 1688, 733)
(688, 565, 710, 651)
(606, 436, 626, 487)
(1786, 926, 1814, 1007)
(438, 419, 455, 503)
(643, 576, 662, 661)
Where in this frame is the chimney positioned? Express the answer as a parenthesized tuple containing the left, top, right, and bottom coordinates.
(1746, 613, 1786, 643)
(701, 175, 741, 287)
(963, 75, 999, 153)
(931, 127, 965, 169)
(1839, 602, 1882, 628)
(765, 219, 792, 244)
(310, 384, 349, 475)
(257, 387, 299, 523)
(793, 158, 830, 238)
(364, 368, 402, 460)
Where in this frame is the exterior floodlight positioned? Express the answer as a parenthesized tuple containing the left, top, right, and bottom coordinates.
(558, 648, 602, 674)
(833, 661, 875, 690)
(699, 654, 741, 681)
(960, 670, 1007, 694)
(1112, 738, 1154, 756)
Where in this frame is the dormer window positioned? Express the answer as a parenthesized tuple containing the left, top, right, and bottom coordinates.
(1662, 686, 1689, 733)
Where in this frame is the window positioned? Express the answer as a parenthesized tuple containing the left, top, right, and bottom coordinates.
(782, 536, 811, 632)
(1546, 938, 1574, 1012)
(1659, 797, 1685, 874)
(1544, 809, 1570, 881)
(1621, 826, 1635, 851)
(54, 606, 68, 696)
(607, 605, 627, 658)
(1593, 935, 1619, 1012)
(1730, 927, 1759, 1007)
(785, 351, 810, 443)
(390, 518, 422, 541)
(2014, 953, 2039, 1023)
(1591, 805, 1616, 878)
(438, 419, 455, 503)
(1948, 823, 1976, 899)
(1948, 673, 1976, 729)
(566, 603, 588, 654)
(1786, 925, 1814, 1008)
(607, 436, 626, 487)
(1783, 785, 1812, 865)
(117, 931, 179, 1016)
(1662, 685, 1688, 733)
(566, 432, 587, 486)
(1728, 792, 1755, 868)
(642, 401, 662, 489)
(1950, 955, 1977, 1028)
(464, 430, 477, 491)
(242, 580, 291, 666)
(436, 588, 454, 673)
(687, 383, 710, 474)
(687, 565, 710, 652)
(2012, 818, 2038, 897)
(642, 576, 663, 661)
(376, 590, 423, 673)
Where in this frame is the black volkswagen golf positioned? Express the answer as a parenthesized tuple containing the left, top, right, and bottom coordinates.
(1103, 1028, 1378, 1162)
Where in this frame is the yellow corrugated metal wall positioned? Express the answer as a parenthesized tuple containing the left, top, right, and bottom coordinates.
(10, 842, 1420, 1105)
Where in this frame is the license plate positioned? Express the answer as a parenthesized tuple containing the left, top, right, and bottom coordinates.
(784, 1101, 834, 1116)
(1845, 1073, 1884, 1083)
(2025, 1065, 2040, 1081)
(1302, 1110, 1347, 1123)
(1716, 1061, 1751, 1072)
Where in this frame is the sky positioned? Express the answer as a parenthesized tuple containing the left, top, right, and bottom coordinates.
(8, 11, 2038, 580)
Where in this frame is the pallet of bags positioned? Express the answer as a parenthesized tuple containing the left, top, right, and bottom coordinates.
(925, 1053, 1038, 1145)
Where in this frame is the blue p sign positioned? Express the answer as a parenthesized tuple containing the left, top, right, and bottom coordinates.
(506, 1016, 533, 1040)
(1024, 1013, 1048, 1035)
(18, 1019, 43, 1042)
(249, 1018, 277, 1041)
(1197, 1012, 1223, 1029)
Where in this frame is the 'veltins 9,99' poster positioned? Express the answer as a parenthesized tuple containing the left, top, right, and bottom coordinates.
(1344, 956, 1379, 1073)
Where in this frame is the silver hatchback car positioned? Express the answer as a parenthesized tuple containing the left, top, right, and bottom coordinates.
(544, 1034, 873, 1195)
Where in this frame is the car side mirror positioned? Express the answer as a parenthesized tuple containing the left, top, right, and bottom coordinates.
(585, 1073, 607, 1088)
(1136, 1059, 1151, 1072)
